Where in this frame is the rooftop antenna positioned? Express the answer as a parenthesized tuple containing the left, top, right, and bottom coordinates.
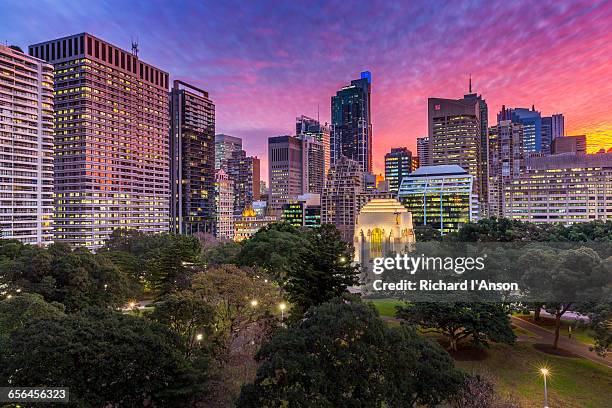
(131, 36, 139, 57)
(317, 104, 320, 123)
(469, 74, 472, 93)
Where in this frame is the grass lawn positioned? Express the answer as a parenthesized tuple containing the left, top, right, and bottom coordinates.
(516, 314, 596, 346)
(455, 342, 612, 408)
(368, 298, 404, 318)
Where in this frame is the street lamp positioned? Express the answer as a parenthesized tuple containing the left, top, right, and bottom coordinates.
(279, 302, 287, 320)
(195, 333, 203, 341)
(128, 301, 136, 309)
(539, 367, 550, 408)
(250, 299, 258, 307)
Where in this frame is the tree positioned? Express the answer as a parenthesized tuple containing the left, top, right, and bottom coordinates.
(414, 224, 442, 241)
(451, 375, 520, 408)
(191, 265, 281, 356)
(0, 240, 136, 312)
(396, 302, 516, 351)
(520, 246, 611, 349)
(237, 301, 463, 407)
(0, 309, 209, 406)
(284, 224, 360, 315)
(237, 222, 310, 281)
(149, 291, 216, 357)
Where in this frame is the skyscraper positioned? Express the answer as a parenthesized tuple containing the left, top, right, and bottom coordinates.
(227, 149, 260, 215)
(169, 80, 215, 235)
(384, 147, 413, 194)
(428, 97, 482, 208)
(321, 156, 369, 241)
(296, 115, 330, 173)
(487, 121, 524, 217)
(214, 169, 234, 240)
(498, 106, 542, 154)
(541, 113, 565, 155)
(416, 137, 430, 166)
(331, 71, 372, 172)
(463, 79, 488, 205)
(268, 135, 303, 214)
(215, 134, 242, 171)
(0, 45, 54, 244)
(30, 33, 170, 249)
(300, 135, 325, 195)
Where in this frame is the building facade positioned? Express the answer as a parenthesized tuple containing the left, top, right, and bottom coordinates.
(214, 169, 234, 240)
(354, 198, 415, 286)
(296, 115, 330, 174)
(504, 153, 611, 224)
(398, 165, 477, 234)
(30, 33, 170, 249)
(487, 121, 524, 217)
(214, 133, 242, 171)
(498, 106, 542, 154)
(281, 193, 321, 228)
(428, 97, 481, 205)
(169, 80, 215, 234)
(321, 156, 369, 241)
(0, 45, 54, 244)
(233, 206, 277, 242)
(463, 82, 488, 203)
(384, 147, 412, 194)
(300, 135, 325, 195)
(416, 136, 430, 166)
(268, 135, 303, 214)
(552, 135, 587, 154)
(331, 71, 372, 172)
(227, 149, 260, 215)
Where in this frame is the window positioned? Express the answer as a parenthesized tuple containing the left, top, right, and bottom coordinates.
(94, 40, 99, 58)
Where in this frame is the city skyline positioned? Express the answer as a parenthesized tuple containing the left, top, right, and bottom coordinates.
(2, 0, 611, 180)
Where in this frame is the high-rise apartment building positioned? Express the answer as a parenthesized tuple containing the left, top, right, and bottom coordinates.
(296, 115, 330, 173)
(300, 135, 325, 195)
(214, 169, 234, 240)
(498, 106, 542, 154)
(384, 147, 412, 194)
(281, 193, 321, 228)
(215, 134, 242, 171)
(487, 121, 524, 217)
(331, 71, 372, 172)
(552, 113, 564, 140)
(541, 116, 553, 155)
(504, 153, 611, 224)
(398, 165, 478, 234)
(29, 33, 170, 249)
(268, 135, 303, 214)
(0, 45, 54, 244)
(169, 80, 215, 235)
(227, 149, 260, 215)
(321, 156, 370, 241)
(416, 136, 430, 166)
(552, 135, 587, 155)
(428, 97, 481, 208)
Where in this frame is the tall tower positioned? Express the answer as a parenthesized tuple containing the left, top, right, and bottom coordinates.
(331, 71, 372, 172)
(215, 134, 242, 171)
(428, 97, 482, 212)
(268, 135, 303, 215)
(29, 33, 170, 249)
(0, 45, 54, 244)
(416, 137, 430, 166)
(296, 115, 330, 174)
(227, 150, 260, 215)
(463, 79, 488, 212)
(169, 80, 215, 235)
(384, 147, 413, 194)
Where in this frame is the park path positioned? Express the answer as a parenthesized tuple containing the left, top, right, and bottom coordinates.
(511, 316, 611, 369)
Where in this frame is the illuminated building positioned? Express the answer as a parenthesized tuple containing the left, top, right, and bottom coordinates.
(417, 136, 429, 166)
(281, 193, 321, 228)
(498, 106, 542, 154)
(428, 97, 481, 210)
(268, 135, 303, 214)
(300, 135, 325, 195)
(227, 149, 260, 215)
(296, 115, 330, 174)
(398, 165, 477, 234)
(169, 80, 215, 234)
(384, 147, 413, 194)
(215, 134, 242, 171)
(214, 169, 234, 240)
(552, 135, 586, 154)
(331, 71, 372, 172)
(233, 206, 277, 242)
(504, 153, 611, 224)
(463, 80, 488, 209)
(29, 33, 169, 249)
(487, 120, 524, 217)
(541, 114, 564, 155)
(354, 198, 415, 283)
(0, 45, 54, 244)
